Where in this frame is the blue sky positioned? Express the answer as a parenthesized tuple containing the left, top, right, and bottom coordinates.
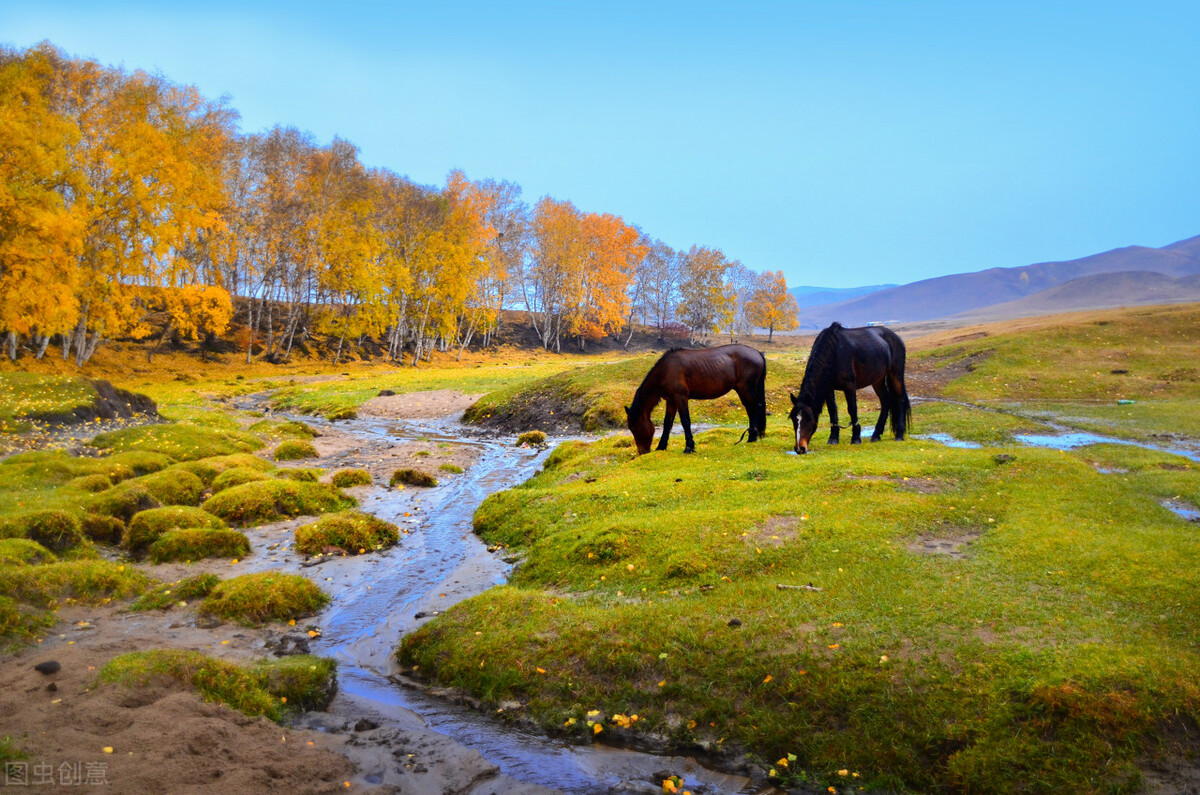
(3, 1, 1198, 288)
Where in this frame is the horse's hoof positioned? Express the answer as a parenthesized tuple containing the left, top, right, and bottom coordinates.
(827, 439, 839, 445)
(871, 436, 883, 443)
(851, 438, 862, 445)
(683, 447, 695, 454)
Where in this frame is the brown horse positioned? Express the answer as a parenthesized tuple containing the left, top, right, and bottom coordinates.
(788, 322, 910, 454)
(625, 345, 767, 454)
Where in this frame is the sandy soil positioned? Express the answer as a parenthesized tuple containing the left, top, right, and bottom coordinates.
(357, 389, 483, 420)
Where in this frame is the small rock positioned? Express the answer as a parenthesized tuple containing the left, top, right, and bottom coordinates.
(45, 682, 57, 692)
(675, 478, 683, 483)
(34, 661, 61, 675)
(728, 618, 742, 628)
(195, 614, 224, 629)
(378, 390, 396, 397)
(354, 718, 379, 732)
(993, 454, 1015, 465)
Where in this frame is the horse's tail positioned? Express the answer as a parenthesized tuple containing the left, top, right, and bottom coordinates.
(887, 333, 911, 439)
(754, 349, 768, 436)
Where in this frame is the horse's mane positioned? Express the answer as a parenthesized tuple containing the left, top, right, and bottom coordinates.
(629, 348, 683, 416)
(798, 322, 842, 403)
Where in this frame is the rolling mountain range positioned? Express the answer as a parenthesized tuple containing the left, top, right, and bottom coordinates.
(795, 234, 1200, 329)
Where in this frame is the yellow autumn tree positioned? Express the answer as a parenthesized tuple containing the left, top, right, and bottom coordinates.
(562, 212, 644, 348)
(746, 270, 800, 341)
(0, 44, 84, 359)
(677, 245, 734, 344)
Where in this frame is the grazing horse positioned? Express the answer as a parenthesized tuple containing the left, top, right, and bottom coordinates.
(625, 345, 767, 455)
(788, 322, 910, 454)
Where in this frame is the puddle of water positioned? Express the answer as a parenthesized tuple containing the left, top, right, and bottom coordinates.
(251, 406, 749, 794)
(1162, 500, 1200, 522)
(913, 432, 982, 449)
(1014, 432, 1200, 462)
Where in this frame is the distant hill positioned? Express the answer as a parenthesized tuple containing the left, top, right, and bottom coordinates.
(951, 271, 1200, 321)
(789, 283, 897, 309)
(798, 234, 1200, 329)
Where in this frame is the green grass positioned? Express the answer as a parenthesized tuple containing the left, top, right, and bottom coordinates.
(90, 422, 263, 460)
(0, 560, 156, 608)
(202, 480, 355, 526)
(0, 372, 97, 432)
(98, 649, 336, 720)
(0, 594, 55, 649)
(0, 538, 57, 566)
(248, 418, 319, 438)
(199, 572, 330, 625)
(275, 466, 323, 482)
(294, 510, 400, 556)
(400, 427, 1200, 794)
(517, 430, 547, 446)
(147, 527, 251, 563)
(130, 573, 221, 610)
(83, 482, 161, 523)
(125, 468, 205, 506)
(0, 509, 85, 552)
(438, 463, 464, 474)
(211, 465, 271, 492)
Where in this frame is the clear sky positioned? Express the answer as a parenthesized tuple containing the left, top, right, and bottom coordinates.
(3, 1, 1198, 288)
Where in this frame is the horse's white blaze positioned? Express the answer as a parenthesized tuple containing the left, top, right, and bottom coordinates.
(794, 421, 802, 451)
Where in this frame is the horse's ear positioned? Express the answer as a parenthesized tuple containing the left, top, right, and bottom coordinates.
(789, 392, 798, 405)
(624, 405, 631, 418)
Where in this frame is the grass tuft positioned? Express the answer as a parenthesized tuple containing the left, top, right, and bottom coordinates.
(274, 440, 319, 461)
(294, 511, 399, 556)
(211, 465, 271, 493)
(124, 506, 226, 555)
(517, 430, 547, 446)
(330, 468, 372, 488)
(147, 528, 251, 563)
(390, 468, 437, 488)
(199, 572, 329, 625)
(201, 480, 355, 527)
(131, 573, 221, 610)
(0, 560, 155, 607)
(0, 538, 57, 567)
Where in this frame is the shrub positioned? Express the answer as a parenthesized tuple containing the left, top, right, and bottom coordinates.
(211, 466, 270, 493)
(84, 482, 160, 523)
(0, 539, 57, 567)
(274, 440, 319, 461)
(294, 511, 399, 556)
(131, 573, 221, 610)
(19, 510, 85, 553)
(79, 514, 124, 545)
(199, 572, 329, 625)
(275, 467, 323, 482)
(438, 463, 464, 474)
(390, 468, 438, 488)
(202, 480, 355, 527)
(148, 528, 251, 563)
(517, 430, 547, 446)
(0, 560, 155, 607)
(125, 506, 226, 555)
(126, 469, 205, 506)
(330, 468, 372, 488)
(65, 473, 114, 493)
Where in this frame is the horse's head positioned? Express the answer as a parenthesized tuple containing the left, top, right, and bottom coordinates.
(625, 405, 654, 455)
(789, 392, 818, 454)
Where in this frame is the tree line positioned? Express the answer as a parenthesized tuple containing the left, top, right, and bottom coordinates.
(0, 43, 800, 366)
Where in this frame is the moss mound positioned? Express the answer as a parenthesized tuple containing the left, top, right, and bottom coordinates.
(125, 506, 226, 555)
(201, 453, 275, 473)
(84, 482, 161, 523)
(294, 511, 399, 556)
(148, 528, 251, 563)
(438, 463, 464, 474)
(104, 450, 175, 476)
(0, 449, 134, 488)
(91, 423, 263, 461)
(211, 466, 270, 493)
(274, 440, 319, 461)
(250, 419, 320, 439)
(253, 656, 337, 711)
(125, 469, 205, 506)
(131, 573, 221, 610)
(163, 459, 221, 486)
(331, 468, 372, 488)
(80, 514, 124, 545)
(202, 480, 355, 527)
(3, 510, 86, 553)
(517, 430, 547, 446)
(0, 539, 57, 567)
(0, 560, 155, 607)
(275, 467, 323, 483)
(65, 473, 114, 493)
(200, 572, 329, 625)
(390, 468, 438, 488)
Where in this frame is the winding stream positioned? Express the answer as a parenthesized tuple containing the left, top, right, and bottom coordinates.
(235, 406, 753, 795)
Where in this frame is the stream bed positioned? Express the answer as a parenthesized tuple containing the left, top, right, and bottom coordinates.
(239, 408, 755, 794)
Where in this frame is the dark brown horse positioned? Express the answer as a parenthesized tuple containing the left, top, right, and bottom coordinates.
(788, 322, 910, 454)
(626, 345, 767, 454)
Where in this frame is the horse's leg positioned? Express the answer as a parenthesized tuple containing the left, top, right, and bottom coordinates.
(826, 393, 840, 445)
(734, 387, 758, 442)
(657, 400, 676, 451)
(679, 400, 695, 453)
(845, 389, 862, 444)
(870, 382, 889, 442)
